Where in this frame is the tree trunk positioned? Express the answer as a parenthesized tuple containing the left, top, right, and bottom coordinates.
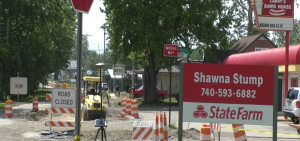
(143, 67, 149, 102)
(247, 0, 253, 36)
(148, 52, 157, 102)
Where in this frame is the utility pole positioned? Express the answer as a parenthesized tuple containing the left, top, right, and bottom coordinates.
(103, 28, 106, 86)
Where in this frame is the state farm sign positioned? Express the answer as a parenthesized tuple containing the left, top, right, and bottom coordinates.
(252, 0, 294, 31)
(182, 64, 275, 125)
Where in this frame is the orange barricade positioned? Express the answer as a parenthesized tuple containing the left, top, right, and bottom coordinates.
(5, 100, 13, 118)
(232, 124, 247, 141)
(200, 125, 211, 141)
(131, 99, 139, 118)
(32, 97, 38, 111)
(126, 99, 131, 115)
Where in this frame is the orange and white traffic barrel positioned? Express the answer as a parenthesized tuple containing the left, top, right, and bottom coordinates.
(126, 99, 131, 115)
(5, 100, 13, 118)
(155, 112, 159, 141)
(232, 124, 247, 141)
(163, 112, 168, 141)
(122, 98, 127, 113)
(131, 99, 139, 118)
(200, 125, 211, 141)
(32, 97, 38, 111)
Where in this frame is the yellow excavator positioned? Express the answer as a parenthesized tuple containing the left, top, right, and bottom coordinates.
(81, 75, 106, 121)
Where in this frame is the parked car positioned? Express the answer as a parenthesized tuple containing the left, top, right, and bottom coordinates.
(133, 86, 168, 101)
(283, 87, 300, 124)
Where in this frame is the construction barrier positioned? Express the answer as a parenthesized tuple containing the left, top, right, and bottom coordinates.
(5, 100, 13, 118)
(46, 94, 52, 100)
(45, 108, 75, 114)
(45, 121, 75, 127)
(200, 124, 211, 141)
(131, 99, 139, 118)
(126, 99, 131, 115)
(32, 97, 38, 112)
(232, 124, 247, 141)
(132, 121, 153, 141)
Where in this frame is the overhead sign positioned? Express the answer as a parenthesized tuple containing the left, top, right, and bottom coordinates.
(71, 0, 94, 14)
(252, 0, 294, 31)
(52, 88, 76, 108)
(10, 77, 28, 94)
(181, 63, 276, 125)
(164, 44, 178, 57)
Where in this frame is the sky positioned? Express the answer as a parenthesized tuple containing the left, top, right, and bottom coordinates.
(83, 1, 300, 51)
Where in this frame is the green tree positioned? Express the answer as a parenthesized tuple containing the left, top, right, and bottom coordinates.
(0, 0, 76, 100)
(83, 50, 101, 72)
(71, 34, 90, 64)
(271, 19, 300, 47)
(102, 0, 234, 101)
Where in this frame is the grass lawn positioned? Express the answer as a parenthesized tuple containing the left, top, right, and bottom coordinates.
(138, 97, 178, 107)
(0, 103, 5, 110)
(8, 87, 51, 103)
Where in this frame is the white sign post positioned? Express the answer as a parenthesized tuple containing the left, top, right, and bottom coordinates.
(10, 76, 28, 112)
(52, 88, 76, 108)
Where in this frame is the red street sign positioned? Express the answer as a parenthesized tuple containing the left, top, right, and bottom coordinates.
(164, 44, 178, 57)
(182, 63, 276, 125)
(71, 0, 94, 14)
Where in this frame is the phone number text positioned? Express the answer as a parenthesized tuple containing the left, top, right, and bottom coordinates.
(201, 88, 256, 98)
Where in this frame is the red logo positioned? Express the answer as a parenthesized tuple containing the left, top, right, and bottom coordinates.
(193, 105, 208, 118)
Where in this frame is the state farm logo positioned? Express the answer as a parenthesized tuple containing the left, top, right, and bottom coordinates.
(193, 105, 208, 118)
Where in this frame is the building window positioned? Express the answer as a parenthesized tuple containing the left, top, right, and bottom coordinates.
(291, 78, 298, 87)
(255, 47, 269, 51)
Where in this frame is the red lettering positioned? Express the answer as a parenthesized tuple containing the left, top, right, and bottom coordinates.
(209, 106, 216, 118)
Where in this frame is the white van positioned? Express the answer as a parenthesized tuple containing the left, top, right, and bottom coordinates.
(283, 87, 300, 124)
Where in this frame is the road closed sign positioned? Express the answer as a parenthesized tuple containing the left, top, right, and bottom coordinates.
(52, 88, 76, 108)
(181, 63, 277, 126)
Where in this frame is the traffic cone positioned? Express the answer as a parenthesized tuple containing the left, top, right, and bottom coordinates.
(126, 99, 131, 115)
(163, 112, 168, 141)
(131, 99, 139, 118)
(154, 112, 159, 141)
(160, 111, 164, 141)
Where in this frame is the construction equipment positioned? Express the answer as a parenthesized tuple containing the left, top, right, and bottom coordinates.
(81, 75, 106, 121)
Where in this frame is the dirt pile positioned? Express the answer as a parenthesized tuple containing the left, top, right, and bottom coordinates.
(15, 110, 49, 121)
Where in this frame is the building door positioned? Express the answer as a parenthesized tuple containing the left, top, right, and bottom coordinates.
(278, 79, 283, 112)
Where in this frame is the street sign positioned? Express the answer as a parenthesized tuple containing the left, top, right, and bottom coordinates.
(181, 63, 276, 125)
(52, 88, 76, 108)
(164, 44, 178, 57)
(71, 0, 94, 14)
(113, 64, 125, 69)
(252, 0, 294, 31)
(179, 48, 193, 54)
(66, 74, 69, 79)
(10, 77, 28, 94)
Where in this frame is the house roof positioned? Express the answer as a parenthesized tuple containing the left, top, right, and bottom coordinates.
(223, 44, 300, 65)
(230, 34, 276, 53)
(203, 50, 235, 63)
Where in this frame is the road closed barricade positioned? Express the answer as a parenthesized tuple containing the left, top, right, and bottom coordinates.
(44, 86, 77, 130)
(132, 121, 153, 141)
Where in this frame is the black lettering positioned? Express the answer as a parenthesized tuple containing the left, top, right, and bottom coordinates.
(55, 99, 59, 104)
